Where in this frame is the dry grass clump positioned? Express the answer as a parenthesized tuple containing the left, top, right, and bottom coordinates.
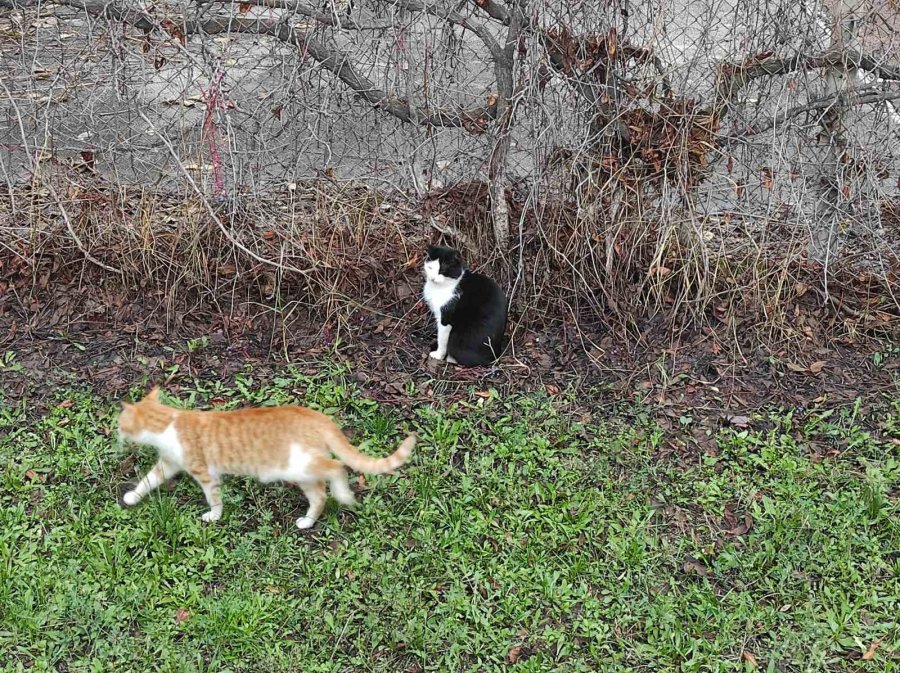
(1, 164, 897, 354)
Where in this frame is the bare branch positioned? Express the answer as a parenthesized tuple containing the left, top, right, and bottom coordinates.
(259, 21, 499, 128)
(45, 182, 124, 276)
(470, 0, 509, 25)
(1, 0, 498, 130)
(211, 0, 395, 30)
(376, 0, 502, 58)
(727, 87, 900, 140)
(715, 48, 900, 113)
(541, 32, 599, 108)
(230, 0, 346, 26)
(138, 109, 317, 277)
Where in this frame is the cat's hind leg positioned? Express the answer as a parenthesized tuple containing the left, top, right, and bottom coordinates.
(296, 480, 327, 529)
(123, 459, 181, 506)
(306, 455, 356, 507)
(447, 344, 493, 367)
(327, 467, 357, 507)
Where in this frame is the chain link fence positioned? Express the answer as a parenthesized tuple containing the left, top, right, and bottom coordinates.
(1, 0, 898, 334)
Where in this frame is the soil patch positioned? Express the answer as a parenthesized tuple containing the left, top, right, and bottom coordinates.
(1, 276, 896, 437)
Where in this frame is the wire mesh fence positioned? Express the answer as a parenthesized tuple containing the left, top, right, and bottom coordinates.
(1, 0, 898, 336)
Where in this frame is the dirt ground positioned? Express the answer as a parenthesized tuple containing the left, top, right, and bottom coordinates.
(2, 264, 897, 467)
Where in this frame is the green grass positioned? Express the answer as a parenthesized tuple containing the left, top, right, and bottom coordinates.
(1, 364, 898, 672)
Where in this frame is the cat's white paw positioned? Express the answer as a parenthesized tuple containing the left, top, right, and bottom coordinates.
(296, 516, 316, 530)
(201, 510, 222, 523)
(429, 350, 445, 360)
(122, 491, 140, 506)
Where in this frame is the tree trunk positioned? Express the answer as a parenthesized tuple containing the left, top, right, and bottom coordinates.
(808, 0, 868, 267)
(487, 2, 522, 250)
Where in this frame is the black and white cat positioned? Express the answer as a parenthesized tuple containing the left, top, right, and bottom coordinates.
(422, 245, 507, 366)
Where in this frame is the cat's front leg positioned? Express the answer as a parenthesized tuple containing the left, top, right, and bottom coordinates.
(430, 323, 452, 360)
(194, 472, 223, 522)
(123, 459, 180, 506)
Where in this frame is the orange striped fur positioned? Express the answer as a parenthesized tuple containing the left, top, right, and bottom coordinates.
(118, 387, 416, 529)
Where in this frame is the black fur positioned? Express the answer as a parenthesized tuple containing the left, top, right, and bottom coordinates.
(426, 245, 507, 366)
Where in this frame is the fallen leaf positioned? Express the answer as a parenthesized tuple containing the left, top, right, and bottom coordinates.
(862, 638, 882, 661)
(238, 2, 251, 12)
(507, 646, 522, 663)
(403, 253, 421, 269)
(79, 150, 96, 171)
(174, 608, 190, 623)
(682, 556, 710, 577)
(786, 362, 807, 373)
(808, 360, 827, 374)
(725, 414, 750, 428)
(742, 651, 758, 668)
(728, 512, 753, 536)
(160, 18, 185, 45)
(396, 282, 413, 300)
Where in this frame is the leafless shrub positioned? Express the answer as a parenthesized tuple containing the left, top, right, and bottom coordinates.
(0, 0, 897, 349)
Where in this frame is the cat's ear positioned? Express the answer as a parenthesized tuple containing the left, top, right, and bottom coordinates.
(147, 386, 160, 401)
(451, 249, 463, 265)
(120, 401, 132, 410)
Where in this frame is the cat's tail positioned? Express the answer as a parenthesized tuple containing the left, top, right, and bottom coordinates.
(328, 432, 417, 474)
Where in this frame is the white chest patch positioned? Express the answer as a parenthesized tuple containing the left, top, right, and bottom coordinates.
(423, 276, 461, 321)
(137, 422, 185, 466)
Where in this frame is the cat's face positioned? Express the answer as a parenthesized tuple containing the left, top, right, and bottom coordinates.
(424, 245, 463, 284)
(117, 387, 161, 440)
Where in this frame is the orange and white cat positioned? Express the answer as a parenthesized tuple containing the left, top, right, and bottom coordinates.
(117, 387, 416, 529)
